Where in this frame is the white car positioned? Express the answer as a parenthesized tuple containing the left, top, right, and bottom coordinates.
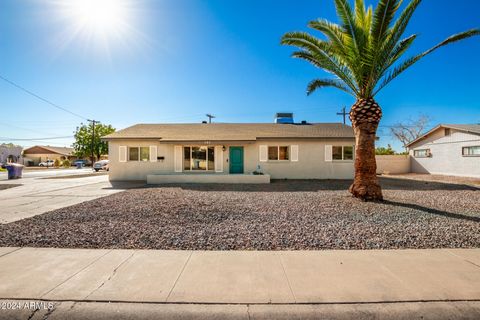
(93, 160, 109, 172)
(39, 160, 54, 167)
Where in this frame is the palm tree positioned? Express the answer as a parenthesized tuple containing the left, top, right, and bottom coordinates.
(281, 0, 479, 201)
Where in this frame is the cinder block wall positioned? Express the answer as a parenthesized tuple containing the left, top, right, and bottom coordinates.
(375, 155, 410, 174)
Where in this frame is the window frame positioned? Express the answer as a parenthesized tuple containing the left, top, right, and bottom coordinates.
(462, 146, 480, 157)
(183, 146, 215, 171)
(267, 146, 290, 161)
(413, 149, 431, 158)
(332, 145, 355, 161)
(128, 147, 150, 162)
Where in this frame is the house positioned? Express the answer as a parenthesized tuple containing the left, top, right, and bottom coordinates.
(102, 117, 356, 183)
(22, 145, 75, 166)
(0, 143, 23, 164)
(407, 124, 480, 178)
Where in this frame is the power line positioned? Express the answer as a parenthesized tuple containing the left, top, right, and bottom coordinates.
(0, 74, 88, 120)
(0, 136, 73, 141)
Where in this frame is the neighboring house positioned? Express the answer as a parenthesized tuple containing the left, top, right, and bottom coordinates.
(23, 145, 75, 166)
(102, 119, 355, 182)
(0, 143, 23, 164)
(407, 124, 480, 178)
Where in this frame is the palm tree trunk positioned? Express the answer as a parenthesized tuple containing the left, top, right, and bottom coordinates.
(348, 98, 383, 201)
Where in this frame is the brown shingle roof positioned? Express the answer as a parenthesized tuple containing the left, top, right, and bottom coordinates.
(23, 145, 74, 155)
(102, 123, 355, 141)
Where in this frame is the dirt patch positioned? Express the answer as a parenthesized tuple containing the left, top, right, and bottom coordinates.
(41, 172, 108, 180)
(0, 184, 21, 191)
(1, 178, 479, 250)
(384, 173, 480, 187)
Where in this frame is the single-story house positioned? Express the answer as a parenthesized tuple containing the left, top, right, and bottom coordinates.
(0, 143, 23, 164)
(102, 121, 356, 183)
(23, 145, 75, 166)
(407, 124, 480, 178)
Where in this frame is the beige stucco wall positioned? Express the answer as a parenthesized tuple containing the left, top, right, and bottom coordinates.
(375, 155, 411, 174)
(408, 128, 480, 178)
(107, 139, 355, 181)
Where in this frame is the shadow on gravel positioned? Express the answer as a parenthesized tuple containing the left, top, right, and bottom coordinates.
(103, 181, 147, 190)
(153, 178, 478, 192)
(383, 200, 480, 223)
(0, 184, 22, 191)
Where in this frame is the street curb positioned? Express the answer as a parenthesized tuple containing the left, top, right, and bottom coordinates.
(1, 300, 480, 320)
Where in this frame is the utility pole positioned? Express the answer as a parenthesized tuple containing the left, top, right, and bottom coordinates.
(337, 106, 348, 125)
(87, 119, 99, 168)
(206, 114, 215, 123)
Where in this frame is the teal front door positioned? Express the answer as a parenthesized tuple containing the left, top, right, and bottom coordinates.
(229, 147, 244, 174)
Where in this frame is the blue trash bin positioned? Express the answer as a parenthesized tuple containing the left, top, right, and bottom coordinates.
(6, 163, 24, 179)
(76, 162, 83, 169)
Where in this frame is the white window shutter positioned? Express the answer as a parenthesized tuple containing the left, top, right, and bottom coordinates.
(214, 146, 223, 172)
(259, 145, 268, 162)
(149, 146, 157, 162)
(174, 146, 182, 172)
(119, 146, 127, 162)
(325, 145, 333, 162)
(291, 145, 299, 162)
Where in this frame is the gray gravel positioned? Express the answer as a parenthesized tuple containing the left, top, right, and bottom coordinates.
(1, 178, 479, 250)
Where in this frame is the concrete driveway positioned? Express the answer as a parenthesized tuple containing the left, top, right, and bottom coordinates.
(0, 170, 144, 224)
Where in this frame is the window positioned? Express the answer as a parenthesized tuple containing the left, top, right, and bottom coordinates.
(332, 146, 343, 160)
(343, 146, 354, 160)
(268, 146, 289, 161)
(414, 149, 431, 157)
(128, 147, 150, 161)
(183, 146, 215, 171)
(462, 146, 480, 156)
(129, 147, 139, 161)
(444, 128, 451, 136)
(332, 146, 354, 161)
(140, 147, 149, 161)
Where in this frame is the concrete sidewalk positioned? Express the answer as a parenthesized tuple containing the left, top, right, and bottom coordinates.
(0, 176, 143, 223)
(0, 247, 479, 318)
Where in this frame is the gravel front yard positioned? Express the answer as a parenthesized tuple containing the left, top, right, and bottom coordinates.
(1, 178, 479, 250)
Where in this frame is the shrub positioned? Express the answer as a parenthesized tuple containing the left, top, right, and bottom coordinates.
(53, 159, 61, 168)
(62, 159, 71, 168)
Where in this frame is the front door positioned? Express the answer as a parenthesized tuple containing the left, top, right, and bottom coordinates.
(229, 146, 244, 174)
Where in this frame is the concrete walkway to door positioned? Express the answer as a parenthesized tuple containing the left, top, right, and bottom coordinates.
(0, 247, 479, 319)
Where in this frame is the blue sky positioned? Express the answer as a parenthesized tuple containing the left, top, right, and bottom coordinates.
(1, 0, 479, 151)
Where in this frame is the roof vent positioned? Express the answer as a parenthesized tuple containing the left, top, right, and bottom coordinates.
(275, 112, 294, 124)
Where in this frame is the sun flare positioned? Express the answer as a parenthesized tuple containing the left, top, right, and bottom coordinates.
(69, 0, 127, 33)
(51, 0, 145, 58)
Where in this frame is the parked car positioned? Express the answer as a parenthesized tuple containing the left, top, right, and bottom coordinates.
(93, 160, 109, 172)
(73, 159, 90, 167)
(39, 160, 54, 167)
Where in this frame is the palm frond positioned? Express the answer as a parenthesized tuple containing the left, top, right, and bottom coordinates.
(281, 32, 334, 55)
(371, 0, 402, 46)
(334, 0, 361, 52)
(374, 28, 480, 95)
(306, 78, 354, 95)
(291, 51, 359, 95)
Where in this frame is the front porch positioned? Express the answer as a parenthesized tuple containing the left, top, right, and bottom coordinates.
(147, 173, 270, 184)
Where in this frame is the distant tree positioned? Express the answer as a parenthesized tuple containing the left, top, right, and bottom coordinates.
(375, 144, 395, 155)
(390, 115, 430, 152)
(73, 123, 115, 162)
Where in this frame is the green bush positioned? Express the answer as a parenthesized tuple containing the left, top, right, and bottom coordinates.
(62, 159, 71, 168)
(53, 159, 61, 168)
